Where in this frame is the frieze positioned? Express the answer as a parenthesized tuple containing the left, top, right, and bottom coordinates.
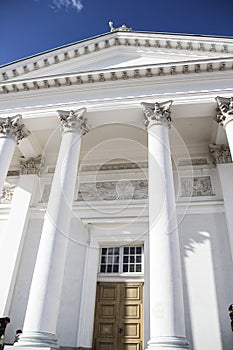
(77, 180, 148, 201)
(180, 176, 214, 197)
(40, 176, 216, 203)
(178, 158, 209, 166)
(80, 161, 148, 172)
(209, 144, 232, 165)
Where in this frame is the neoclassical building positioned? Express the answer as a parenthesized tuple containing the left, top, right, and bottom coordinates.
(0, 24, 233, 350)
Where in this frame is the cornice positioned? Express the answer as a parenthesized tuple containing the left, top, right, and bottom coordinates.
(1, 31, 233, 83)
(1, 56, 233, 95)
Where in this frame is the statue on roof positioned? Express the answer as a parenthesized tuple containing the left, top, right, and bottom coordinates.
(109, 21, 132, 32)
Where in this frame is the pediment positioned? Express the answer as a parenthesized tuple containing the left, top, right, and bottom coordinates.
(1, 31, 233, 82)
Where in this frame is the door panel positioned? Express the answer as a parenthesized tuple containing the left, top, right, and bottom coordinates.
(93, 282, 143, 350)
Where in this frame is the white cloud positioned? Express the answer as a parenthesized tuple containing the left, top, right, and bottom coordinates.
(50, 0, 83, 11)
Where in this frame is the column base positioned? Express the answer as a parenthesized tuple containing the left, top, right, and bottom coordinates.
(146, 336, 190, 349)
(13, 331, 58, 349)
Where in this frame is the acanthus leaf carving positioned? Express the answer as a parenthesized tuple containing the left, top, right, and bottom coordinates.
(20, 155, 44, 175)
(209, 144, 232, 165)
(215, 96, 233, 127)
(57, 107, 88, 134)
(0, 114, 30, 144)
(140, 100, 173, 128)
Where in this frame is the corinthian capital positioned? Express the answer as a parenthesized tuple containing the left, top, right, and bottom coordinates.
(20, 155, 44, 175)
(57, 107, 88, 134)
(215, 96, 233, 127)
(140, 100, 173, 128)
(0, 114, 30, 144)
(209, 144, 232, 165)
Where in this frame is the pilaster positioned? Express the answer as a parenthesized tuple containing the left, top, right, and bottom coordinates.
(209, 143, 233, 263)
(0, 156, 42, 315)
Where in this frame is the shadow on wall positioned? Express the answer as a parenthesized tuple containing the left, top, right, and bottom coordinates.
(179, 213, 233, 350)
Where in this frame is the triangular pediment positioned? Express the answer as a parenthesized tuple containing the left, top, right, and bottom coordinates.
(1, 31, 233, 82)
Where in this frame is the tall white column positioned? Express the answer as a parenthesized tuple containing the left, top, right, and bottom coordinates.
(0, 115, 30, 195)
(16, 108, 88, 350)
(141, 101, 189, 350)
(215, 96, 233, 156)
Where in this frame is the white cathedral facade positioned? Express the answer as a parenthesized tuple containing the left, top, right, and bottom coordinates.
(0, 24, 233, 350)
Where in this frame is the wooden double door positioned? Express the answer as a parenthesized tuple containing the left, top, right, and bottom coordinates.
(93, 282, 144, 350)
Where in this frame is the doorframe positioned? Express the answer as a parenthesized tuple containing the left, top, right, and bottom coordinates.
(76, 224, 150, 349)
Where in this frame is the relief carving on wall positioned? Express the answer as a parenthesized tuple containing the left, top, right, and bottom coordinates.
(180, 176, 213, 197)
(77, 180, 148, 202)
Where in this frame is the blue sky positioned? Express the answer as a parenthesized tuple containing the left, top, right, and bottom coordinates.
(1, 0, 233, 66)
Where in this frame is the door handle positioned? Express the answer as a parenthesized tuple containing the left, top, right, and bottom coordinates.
(118, 327, 123, 333)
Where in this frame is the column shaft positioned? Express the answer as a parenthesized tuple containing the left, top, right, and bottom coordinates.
(0, 174, 39, 315)
(17, 108, 87, 349)
(141, 101, 189, 350)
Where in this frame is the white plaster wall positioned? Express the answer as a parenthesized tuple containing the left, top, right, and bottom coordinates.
(178, 213, 233, 350)
(56, 217, 88, 347)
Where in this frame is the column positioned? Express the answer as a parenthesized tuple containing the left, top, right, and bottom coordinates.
(215, 96, 233, 156)
(16, 108, 88, 350)
(141, 101, 189, 350)
(0, 157, 42, 316)
(0, 115, 30, 195)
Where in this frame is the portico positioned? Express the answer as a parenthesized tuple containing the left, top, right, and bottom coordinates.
(1, 26, 233, 350)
